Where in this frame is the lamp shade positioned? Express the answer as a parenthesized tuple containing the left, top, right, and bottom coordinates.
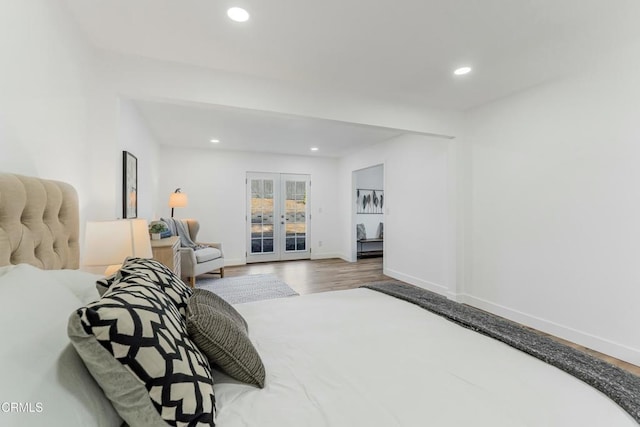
(168, 192, 188, 208)
(84, 219, 153, 273)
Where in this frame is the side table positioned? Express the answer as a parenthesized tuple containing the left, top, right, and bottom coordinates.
(150, 236, 181, 278)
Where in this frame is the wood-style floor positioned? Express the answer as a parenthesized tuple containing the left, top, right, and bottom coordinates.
(223, 257, 404, 295)
(219, 257, 640, 377)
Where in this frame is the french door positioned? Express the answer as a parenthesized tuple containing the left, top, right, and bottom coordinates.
(246, 172, 311, 263)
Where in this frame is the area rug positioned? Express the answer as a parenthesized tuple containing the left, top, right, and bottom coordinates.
(362, 281, 640, 423)
(197, 274, 299, 304)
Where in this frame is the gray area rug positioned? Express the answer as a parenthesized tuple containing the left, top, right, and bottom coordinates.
(362, 282, 640, 424)
(197, 274, 299, 304)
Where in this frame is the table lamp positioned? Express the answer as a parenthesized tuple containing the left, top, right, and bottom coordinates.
(84, 218, 153, 275)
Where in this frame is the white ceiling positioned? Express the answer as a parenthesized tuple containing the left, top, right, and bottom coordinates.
(64, 0, 640, 156)
(132, 100, 407, 157)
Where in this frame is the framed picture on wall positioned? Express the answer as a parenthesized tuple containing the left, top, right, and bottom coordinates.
(356, 189, 383, 214)
(122, 151, 138, 218)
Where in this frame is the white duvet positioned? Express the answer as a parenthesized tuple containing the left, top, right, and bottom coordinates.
(213, 289, 635, 427)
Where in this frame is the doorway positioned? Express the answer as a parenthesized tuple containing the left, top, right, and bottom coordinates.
(246, 172, 311, 263)
(353, 164, 384, 260)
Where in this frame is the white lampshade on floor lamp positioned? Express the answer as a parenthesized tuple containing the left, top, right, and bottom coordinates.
(169, 188, 188, 217)
(84, 219, 153, 275)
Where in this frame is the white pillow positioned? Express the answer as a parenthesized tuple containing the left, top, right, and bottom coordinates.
(47, 269, 102, 304)
(0, 264, 121, 426)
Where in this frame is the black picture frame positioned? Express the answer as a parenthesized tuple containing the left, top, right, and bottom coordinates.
(356, 188, 384, 214)
(122, 151, 138, 218)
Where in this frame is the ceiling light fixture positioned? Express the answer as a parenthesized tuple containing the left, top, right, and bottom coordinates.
(227, 7, 250, 22)
(310, 147, 319, 152)
(454, 66, 472, 76)
(210, 139, 220, 144)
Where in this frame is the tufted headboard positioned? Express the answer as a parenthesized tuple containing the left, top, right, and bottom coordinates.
(0, 173, 79, 269)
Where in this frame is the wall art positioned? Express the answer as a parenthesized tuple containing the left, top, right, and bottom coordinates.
(356, 188, 383, 214)
(122, 151, 138, 218)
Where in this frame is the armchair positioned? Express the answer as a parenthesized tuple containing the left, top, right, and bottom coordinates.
(179, 219, 225, 287)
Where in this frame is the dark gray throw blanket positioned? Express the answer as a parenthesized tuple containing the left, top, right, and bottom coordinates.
(362, 282, 640, 424)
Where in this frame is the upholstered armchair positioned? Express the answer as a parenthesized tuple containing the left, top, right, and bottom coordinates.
(180, 219, 225, 287)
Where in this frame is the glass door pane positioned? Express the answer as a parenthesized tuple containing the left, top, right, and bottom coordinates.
(284, 179, 307, 252)
(280, 174, 310, 261)
(250, 178, 275, 254)
(247, 174, 280, 263)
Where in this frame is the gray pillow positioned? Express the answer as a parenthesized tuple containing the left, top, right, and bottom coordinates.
(187, 289, 265, 388)
(356, 223, 367, 240)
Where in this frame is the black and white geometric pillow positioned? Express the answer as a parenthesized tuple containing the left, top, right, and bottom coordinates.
(116, 257, 193, 318)
(68, 276, 215, 426)
(95, 273, 117, 296)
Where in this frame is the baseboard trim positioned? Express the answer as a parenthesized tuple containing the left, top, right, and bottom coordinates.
(223, 258, 246, 267)
(311, 252, 343, 260)
(384, 268, 449, 295)
(227, 254, 345, 265)
(460, 294, 640, 366)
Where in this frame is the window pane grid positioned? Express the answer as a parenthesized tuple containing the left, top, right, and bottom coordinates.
(284, 180, 306, 252)
(250, 179, 275, 254)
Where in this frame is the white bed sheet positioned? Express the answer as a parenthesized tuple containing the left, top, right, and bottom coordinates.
(0, 264, 121, 427)
(213, 288, 635, 427)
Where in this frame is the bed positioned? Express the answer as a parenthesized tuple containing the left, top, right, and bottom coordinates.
(0, 173, 638, 427)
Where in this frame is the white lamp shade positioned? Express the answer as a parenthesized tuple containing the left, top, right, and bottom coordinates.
(84, 219, 153, 268)
(169, 192, 188, 208)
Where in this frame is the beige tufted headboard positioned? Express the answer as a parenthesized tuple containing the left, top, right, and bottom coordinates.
(0, 173, 79, 269)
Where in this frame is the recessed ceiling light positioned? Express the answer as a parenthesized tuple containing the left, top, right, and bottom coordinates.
(454, 66, 472, 76)
(310, 147, 319, 152)
(227, 7, 249, 22)
(210, 139, 220, 144)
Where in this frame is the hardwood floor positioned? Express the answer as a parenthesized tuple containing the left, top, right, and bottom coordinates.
(223, 257, 404, 295)
(219, 257, 640, 377)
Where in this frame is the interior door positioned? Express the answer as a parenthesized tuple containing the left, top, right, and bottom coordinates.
(246, 173, 310, 263)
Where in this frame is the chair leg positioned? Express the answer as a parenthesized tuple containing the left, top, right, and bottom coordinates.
(189, 276, 196, 288)
(220, 267, 225, 278)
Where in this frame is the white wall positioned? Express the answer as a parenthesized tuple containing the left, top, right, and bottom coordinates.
(82, 88, 162, 224)
(340, 135, 454, 295)
(0, 0, 94, 209)
(355, 164, 384, 240)
(0, 2, 161, 240)
(463, 53, 640, 364)
(157, 148, 341, 265)
(117, 99, 161, 221)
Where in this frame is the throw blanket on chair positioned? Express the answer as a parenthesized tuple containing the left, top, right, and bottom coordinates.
(161, 218, 208, 250)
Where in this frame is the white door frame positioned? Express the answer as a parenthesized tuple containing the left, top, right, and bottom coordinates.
(246, 172, 311, 263)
